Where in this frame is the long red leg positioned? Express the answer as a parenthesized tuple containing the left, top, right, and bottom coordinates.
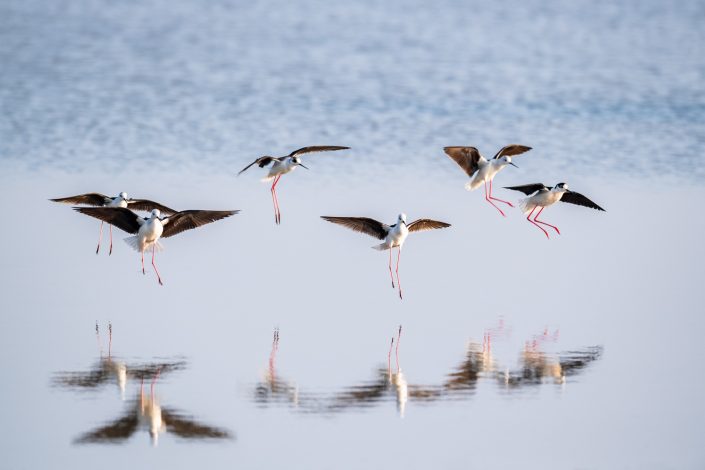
(388, 248, 395, 288)
(271, 175, 282, 224)
(395, 325, 402, 372)
(152, 245, 163, 286)
(96, 221, 103, 254)
(141, 250, 146, 274)
(489, 179, 514, 207)
(109, 224, 113, 256)
(388, 337, 394, 381)
(526, 206, 549, 239)
(484, 180, 506, 217)
(534, 207, 560, 235)
(395, 248, 403, 300)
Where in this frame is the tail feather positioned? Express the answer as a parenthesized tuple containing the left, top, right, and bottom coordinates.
(124, 236, 163, 253)
(465, 179, 483, 191)
(372, 243, 391, 251)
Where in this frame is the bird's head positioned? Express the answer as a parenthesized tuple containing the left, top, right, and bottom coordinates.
(554, 182, 570, 193)
(500, 156, 519, 168)
(119, 192, 128, 200)
(151, 209, 161, 218)
(398, 213, 407, 224)
(291, 156, 308, 170)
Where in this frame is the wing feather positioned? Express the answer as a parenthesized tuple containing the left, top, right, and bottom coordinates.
(321, 216, 389, 240)
(561, 192, 605, 211)
(407, 219, 451, 233)
(503, 183, 548, 195)
(492, 144, 532, 159)
(288, 146, 350, 157)
(238, 157, 277, 175)
(161, 210, 239, 238)
(126, 199, 177, 215)
(443, 147, 481, 177)
(73, 207, 142, 234)
(51, 193, 111, 206)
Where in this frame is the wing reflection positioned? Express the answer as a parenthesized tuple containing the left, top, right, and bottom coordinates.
(74, 372, 232, 446)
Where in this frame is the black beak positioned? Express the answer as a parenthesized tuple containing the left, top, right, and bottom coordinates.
(509, 162, 519, 168)
(298, 163, 309, 170)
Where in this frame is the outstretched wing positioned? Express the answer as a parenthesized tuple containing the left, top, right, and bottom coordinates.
(126, 199, 177, 215)
(561, 192, 606, 211)
(493, 144, 532, 159)
(407, 219, 451, 233)
(288, 146, 350, 157)
(503, 183, 548, 195)
(51, 193, 111, 206)
(443, 147, 482, 177)
(161, 210, 239, 238)
(161, 408, 232, 439)
(321, 216, 389, 240)
(238, 157, 278, 175)
(73, 207, 142, 234)
(73, 413, 138, 444)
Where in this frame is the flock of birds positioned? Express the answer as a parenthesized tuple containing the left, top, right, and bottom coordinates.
(51, 144, 605, 296)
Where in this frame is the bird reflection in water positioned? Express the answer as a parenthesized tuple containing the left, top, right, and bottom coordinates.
(54, 323, 232, 446)
(255, 328, 299, 407)
(73, 368, 232, 446)
(52, 323, 186, 400)
(500, 328, 602, 390)
(326, 326, 441, 417)
(253, 320, 602, 415)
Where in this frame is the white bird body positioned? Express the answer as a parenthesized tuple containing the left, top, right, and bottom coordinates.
(126, 210, 165, 253)
(466, 158, 509, 191)
(107, 192, 129, 208)
(264, 158, 298, 181)
(519, 186, 568, 212)
(392, 370, 408, 418)
(374, 214, 409, 250)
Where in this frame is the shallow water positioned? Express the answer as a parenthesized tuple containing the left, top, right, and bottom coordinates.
(1, 0, 705, 468)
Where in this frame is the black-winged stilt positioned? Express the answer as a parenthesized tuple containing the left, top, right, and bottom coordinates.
(72, 207, 238, 285)
(503, 182, 605, 238)
(51, 192, 176, 255)
(320, 213, 450, 299)
(238, 146, 350, 224)
(443, 145, 531, 216)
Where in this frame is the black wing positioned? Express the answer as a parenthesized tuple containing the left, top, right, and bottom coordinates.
(73, 207, 142, 234)
(73, 413, 138, 444)
(493, 144, 532, 159)
(238, 157, 278, 175)
(503, 183, 549, 195)
(51, 193, 111, 206)
(161, 408, 233, 440)
(288, 146, 350, 157)
(407, 219, 451, 233)
(161, 210, 239, 238)
(126, 199, 177, 215)
(561, 191, 606, 211)
(320, 216, 389, 240)
(443, 147, 482, 177)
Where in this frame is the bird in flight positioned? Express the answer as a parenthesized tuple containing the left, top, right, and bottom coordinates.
(321, 213, 450, 299)
(72, 207, 238, 285)
(238, 146, 349, 224)
(443, 145, 531, 216)
(503, 182, 605, 238)
(51, 192, 176, 255)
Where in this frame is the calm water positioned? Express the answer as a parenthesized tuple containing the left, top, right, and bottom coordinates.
(1, 0, 704, 468)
